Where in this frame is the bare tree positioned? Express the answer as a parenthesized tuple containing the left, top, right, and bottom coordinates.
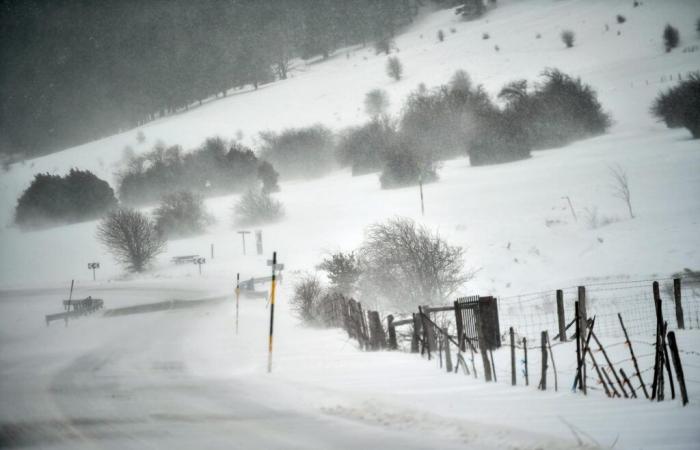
(386, 56, 403, 81)
(97, 208, 166, 272)
(609, 164, 634, 219)
(359, 217, 473, 310)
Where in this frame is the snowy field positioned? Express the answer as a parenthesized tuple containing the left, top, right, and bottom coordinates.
(2, 0, 700, 448)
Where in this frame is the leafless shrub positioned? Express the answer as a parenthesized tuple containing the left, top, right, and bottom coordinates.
(232, 189, 284, 227)
(97, 208, 166, 272)
(358, 217, 473, 310)
(291, 274, 325, 325)
(583, 207, 620, 229)
(609, 164, 634, 218)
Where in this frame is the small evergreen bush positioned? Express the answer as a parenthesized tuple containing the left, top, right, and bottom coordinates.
(15, 169, 117, 229)
(651, 72, 700, 138)
(663, 24, 680, 52)
(561, 30, 575, 48)
(387, 56, 403, 81)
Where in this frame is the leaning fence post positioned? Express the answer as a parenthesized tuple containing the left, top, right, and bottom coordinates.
(667, 331, 689, 406)
(387, 315, 398, 350)
(673, 278, 684, 329)
(454, 300, 465, 352)
(618, 313, 649, 398)
(539, 331, 548, 390)
(510, 327, 516, 385)
(443, 327, 453, 373)
(556, 290, 567, 342)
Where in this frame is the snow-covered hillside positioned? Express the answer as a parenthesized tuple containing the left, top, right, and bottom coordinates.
(1, 0, 699, 289)
(1, 1, 700, 448)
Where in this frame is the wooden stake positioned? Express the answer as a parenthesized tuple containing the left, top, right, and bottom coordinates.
(667, 331, 689, 406)
(539, 331, 548, 390)
(546, 331, 557, 392)
(591, 330, 628, 398)
(387, 315, 398, 350)
(556, 290, 567, 342)
(443, 327, 453, 373)
(619, 368, 637, 398)
(618, 313, 649, 399)
(523, 337, 529, 386)
(673, 278, 684, 329)
(510, 327, 516, 386)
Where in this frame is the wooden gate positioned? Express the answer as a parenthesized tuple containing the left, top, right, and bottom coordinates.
(454, 296, 501, 351)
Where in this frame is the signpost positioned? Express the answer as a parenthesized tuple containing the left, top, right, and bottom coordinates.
(194, 257, 206, 275)
(237, 230, 251, 255)
(87, 262, 100, 281)
(235, 273, 240, 335)
(267, 252, 283, 373)
(255, 230, 263, 255)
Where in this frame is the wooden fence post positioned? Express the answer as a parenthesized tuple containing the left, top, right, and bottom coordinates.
(591, 330, 628, 398)
(419, 306, 432, 360)
(367, 310, 386, 350)
(577, 287, 587, 390)
(454, 300, 465, 352)
(574, 301, 582, 391)
(545, 331, 557, 392)
(539, 331, 548, 390)
(667, 331, 689, 406)
(387, 315, 398, 350)
(652, 282, 665, 400)
(619, 368, 637, 398)
(476, 313, 492, 382)
(443, 327, 453, 373)
(674, 278, 685, 329)
(556, 290, 567, 342)
(510, 327, 516, 385)
(523, 337, 529, 386)
(411, 313, 421, 353)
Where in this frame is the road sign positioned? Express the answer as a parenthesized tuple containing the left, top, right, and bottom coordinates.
(87, 262, 100, 281)
(193, 257, 206, 275)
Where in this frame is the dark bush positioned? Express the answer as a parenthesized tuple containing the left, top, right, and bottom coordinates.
(364, 89, 390, 119)
(15, 169, 117, 229)
(118, 138, 268, 205)
(387, 56, 403, 81)
(258, 125, 335, 179)
(526, 69, 611, 149)
(561, 30, 575, 48)
(154, 191, 211, 238)
(379, 143, 438, 189)
(337, 119, 398, 176)
(651, 72, 700, 138)
(469, 108, 531, 166)
(616, 14, 626, 24)
(663, 24, 679, 52)
(399, 70, 493, 161)
(437, 29, 445, 42)
(233, 189, 284, 226)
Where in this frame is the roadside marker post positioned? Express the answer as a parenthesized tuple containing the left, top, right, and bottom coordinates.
(267, 252, 283, 373)
(235, 273, 240, 335)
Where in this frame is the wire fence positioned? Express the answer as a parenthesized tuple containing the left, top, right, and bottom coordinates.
(497, 277, 700, 341)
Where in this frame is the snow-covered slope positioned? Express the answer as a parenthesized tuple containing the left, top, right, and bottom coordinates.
(1, 0, 698, 290)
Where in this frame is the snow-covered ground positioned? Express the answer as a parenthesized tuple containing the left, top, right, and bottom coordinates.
(1, 0, 700, 448)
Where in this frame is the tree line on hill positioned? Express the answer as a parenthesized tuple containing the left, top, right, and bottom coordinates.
(1, 0, 440, 159)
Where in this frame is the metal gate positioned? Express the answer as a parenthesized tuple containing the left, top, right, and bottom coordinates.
(455, 296, 501, 351)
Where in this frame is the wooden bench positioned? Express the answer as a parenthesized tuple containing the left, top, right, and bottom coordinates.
(171, 255, 200, 265)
